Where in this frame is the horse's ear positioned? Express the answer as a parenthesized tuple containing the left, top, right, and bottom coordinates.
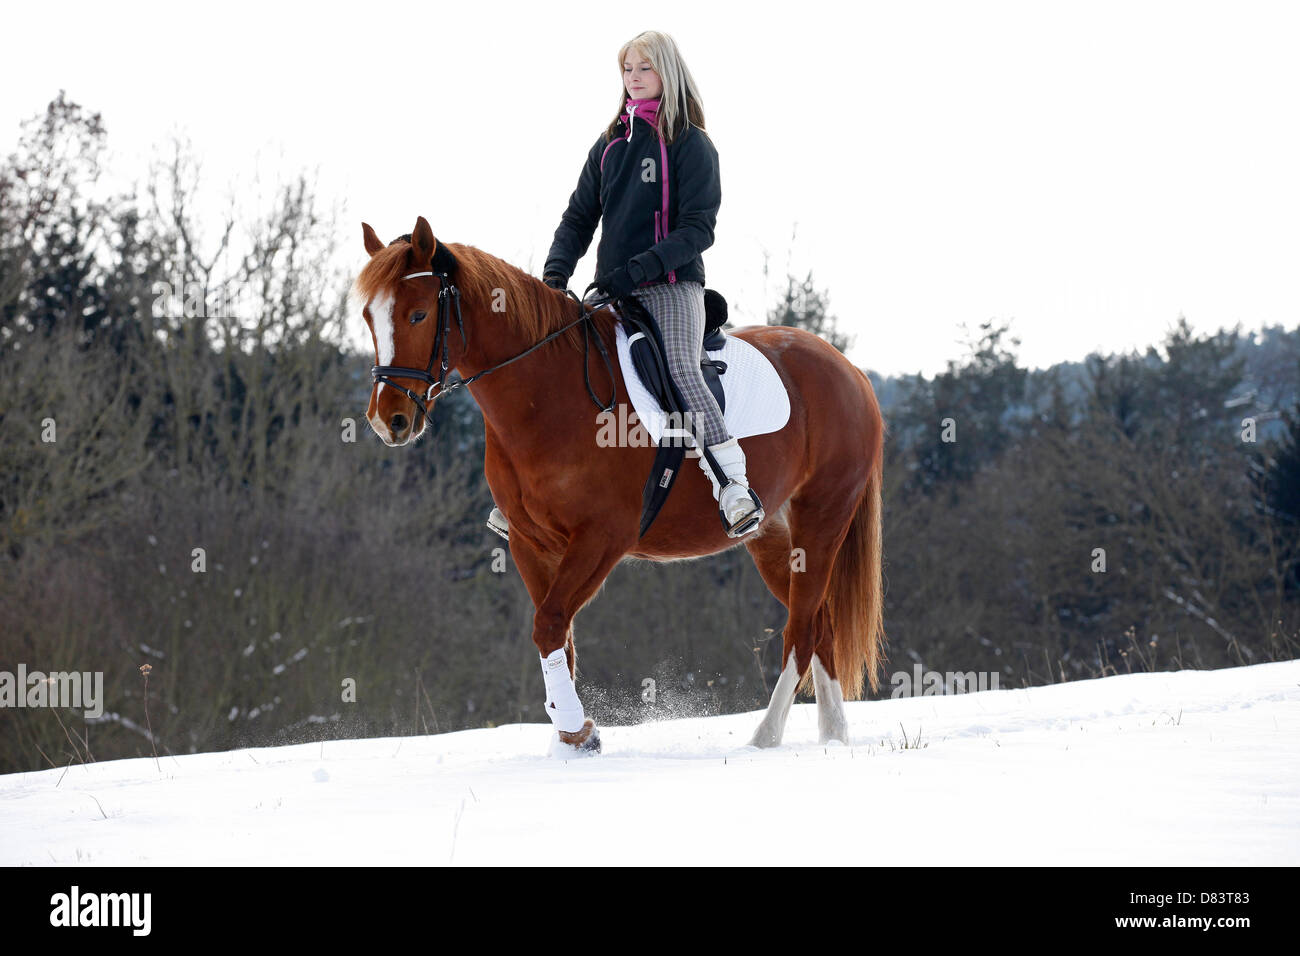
(362, 222, 385, 257)
(411, 215, 459, 276)
(411, 216, 435, 264)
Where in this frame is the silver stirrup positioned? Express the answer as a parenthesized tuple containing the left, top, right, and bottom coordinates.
(486, 507, 509, 541)
(719, 482, 764, 538)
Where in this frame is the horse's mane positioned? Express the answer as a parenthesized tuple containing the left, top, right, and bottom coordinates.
(353, 238, 614, 354)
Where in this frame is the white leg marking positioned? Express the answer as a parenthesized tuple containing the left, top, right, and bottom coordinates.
(749, 648, 800, 748)
(811, 653, 849, 744)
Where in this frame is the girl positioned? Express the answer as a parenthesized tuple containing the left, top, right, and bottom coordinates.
(489, 30, 763, 540)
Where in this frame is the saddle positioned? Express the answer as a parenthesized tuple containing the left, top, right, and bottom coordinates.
(596, 287, 732, 538)
(616, 287, 729, 413)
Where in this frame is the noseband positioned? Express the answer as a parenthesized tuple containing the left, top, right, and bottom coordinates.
(369, 270, 617, 433)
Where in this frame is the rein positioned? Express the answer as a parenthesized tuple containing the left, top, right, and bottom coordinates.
(370, 272, 617, 431)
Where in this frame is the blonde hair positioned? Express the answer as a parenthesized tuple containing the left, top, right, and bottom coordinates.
(606, 31, 709, 146)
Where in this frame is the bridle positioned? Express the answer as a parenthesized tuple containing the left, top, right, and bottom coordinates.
(369, 270, 617, 433)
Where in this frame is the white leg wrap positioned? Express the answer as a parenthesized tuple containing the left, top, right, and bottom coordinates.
(540, 648, 585, 734)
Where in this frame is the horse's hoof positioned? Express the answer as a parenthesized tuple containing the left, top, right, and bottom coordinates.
(551, 719, 602, 756)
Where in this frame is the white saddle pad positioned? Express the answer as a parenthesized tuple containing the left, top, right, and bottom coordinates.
(612, 318, 791, 445)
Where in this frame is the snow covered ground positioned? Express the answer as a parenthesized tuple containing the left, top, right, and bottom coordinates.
(3, 660, 1297, 866)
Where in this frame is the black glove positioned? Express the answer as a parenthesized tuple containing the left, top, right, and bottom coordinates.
(542, 274, 568, 290)
(596, 259, 649, 299)
(594, 267, 633, 299)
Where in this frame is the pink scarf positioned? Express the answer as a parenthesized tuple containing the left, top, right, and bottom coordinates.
(623, 96, 661, 139)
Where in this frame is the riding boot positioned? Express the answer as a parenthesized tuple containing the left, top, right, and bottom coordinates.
(486, 506, 509, 541)
(697, 437, 765, 538)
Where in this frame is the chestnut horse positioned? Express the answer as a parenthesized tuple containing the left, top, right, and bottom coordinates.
(355, 217, 886, 752)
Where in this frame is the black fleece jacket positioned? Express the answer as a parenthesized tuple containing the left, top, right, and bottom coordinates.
(543, 114, 721, 288)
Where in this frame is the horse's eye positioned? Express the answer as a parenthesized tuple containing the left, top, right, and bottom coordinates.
(410, 310, 427, 325)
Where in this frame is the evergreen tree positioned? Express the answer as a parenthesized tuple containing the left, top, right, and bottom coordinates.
(766, 270, 853, 354)
(1264, 375, 1300, 592)
(894, 319, 1026, 497)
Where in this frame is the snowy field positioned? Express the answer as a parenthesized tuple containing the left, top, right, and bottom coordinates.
(2, 660, 1297, 866)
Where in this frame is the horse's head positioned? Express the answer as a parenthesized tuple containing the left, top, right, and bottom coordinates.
(356, 216, 460, 446)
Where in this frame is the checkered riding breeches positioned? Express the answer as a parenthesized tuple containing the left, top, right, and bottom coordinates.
(629, 279, 730, 448)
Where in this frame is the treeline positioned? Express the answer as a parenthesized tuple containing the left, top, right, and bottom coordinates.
(0, 94, 1297, 774)
(878, 319, 1299, 688)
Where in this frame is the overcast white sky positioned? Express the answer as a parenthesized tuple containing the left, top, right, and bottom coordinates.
(2, 0, 1297, 376)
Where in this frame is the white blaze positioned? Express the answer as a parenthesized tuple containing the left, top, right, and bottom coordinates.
(370, 291, 395, 397)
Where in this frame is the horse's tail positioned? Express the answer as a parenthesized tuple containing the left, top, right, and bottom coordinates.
(826, 397, 886, 701)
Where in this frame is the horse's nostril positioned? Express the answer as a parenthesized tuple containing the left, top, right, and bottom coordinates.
(390, 414, 408, 433)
